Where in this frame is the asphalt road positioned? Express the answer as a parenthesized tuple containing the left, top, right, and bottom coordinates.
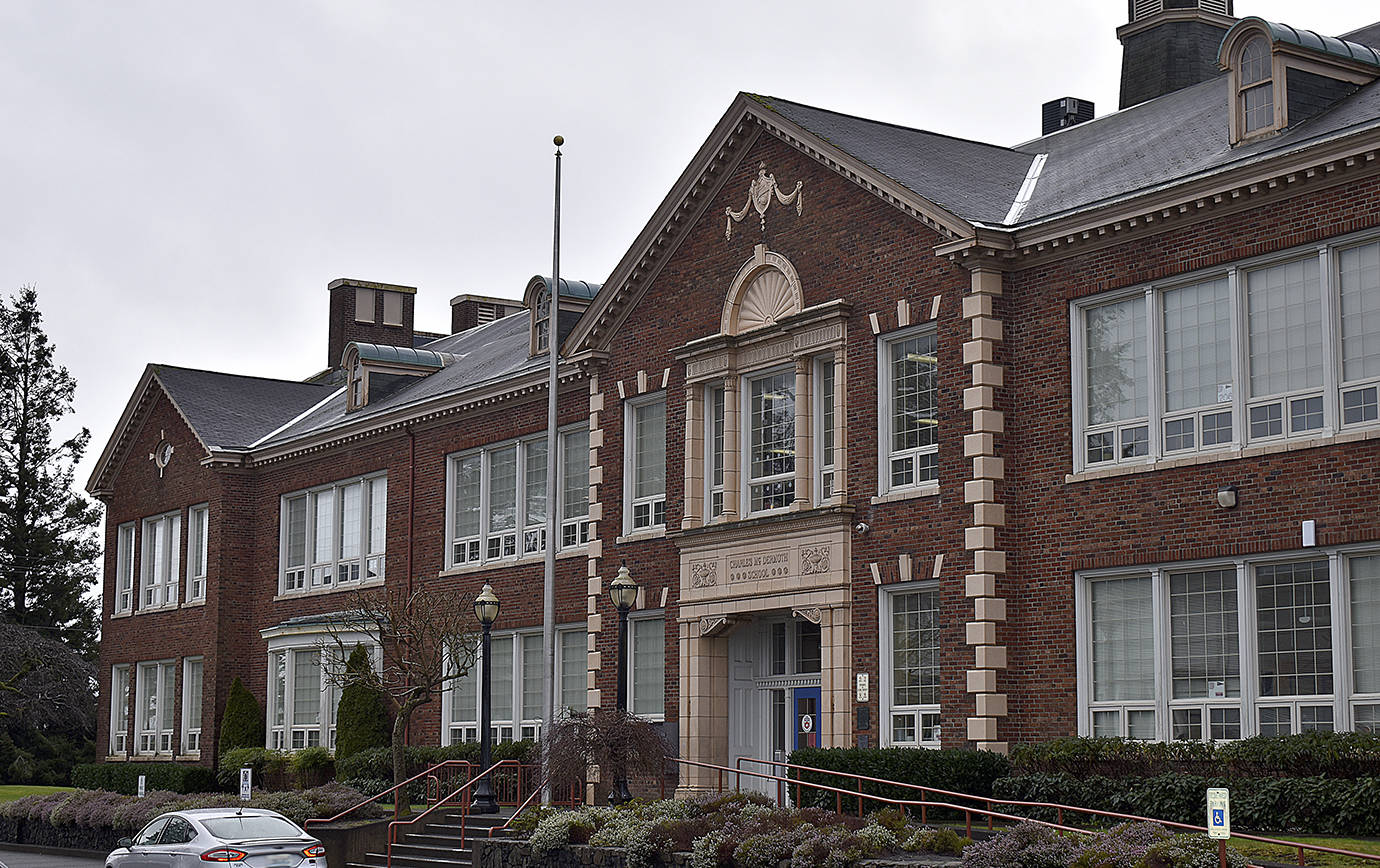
(0, 847, 106, 867)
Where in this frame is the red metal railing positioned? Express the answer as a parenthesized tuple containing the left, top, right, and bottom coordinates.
(304, 759, 474, 827)
(718, 755, 1380, 868)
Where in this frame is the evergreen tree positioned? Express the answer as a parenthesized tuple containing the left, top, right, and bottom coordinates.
(0, 286, 100, 659)
(333, 644, 389, 760)
(218, 677, 266, 752)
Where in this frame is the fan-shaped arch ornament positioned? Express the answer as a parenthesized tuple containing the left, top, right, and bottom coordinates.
(721, 246, 804, 336)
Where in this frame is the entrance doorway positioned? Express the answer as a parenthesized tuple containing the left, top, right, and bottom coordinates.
(727, 616, 822, 793)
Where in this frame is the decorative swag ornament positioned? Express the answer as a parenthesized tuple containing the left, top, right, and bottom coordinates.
(725, 162, 804, 240)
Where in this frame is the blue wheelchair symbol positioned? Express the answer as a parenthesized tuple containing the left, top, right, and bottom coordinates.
(1212, 809, 1224, 826)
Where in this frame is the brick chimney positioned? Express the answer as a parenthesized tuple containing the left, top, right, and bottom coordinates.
(327, 279, 417, 369)
(449, 294, 524, 334)
(1118, 0, 1237, 109)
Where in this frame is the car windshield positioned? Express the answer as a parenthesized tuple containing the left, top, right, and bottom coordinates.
(200, 815, 304, 840)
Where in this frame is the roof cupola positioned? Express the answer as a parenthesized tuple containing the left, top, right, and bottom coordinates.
(1118, 0, 1237, 109)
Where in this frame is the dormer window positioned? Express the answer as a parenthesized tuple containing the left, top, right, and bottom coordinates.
(343, 342, 451, 411)
(1239, 36, 1274, 134)
(533, 287, 551, 355)
(524, 276, 599, 358)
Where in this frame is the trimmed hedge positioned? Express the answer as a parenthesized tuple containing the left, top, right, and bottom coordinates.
(337, 741, 539, 803)
(786, 747, 1010, 814)
(1010, 732, 1380, 779)
(71, 762, 217, 795)
(0, 783, 378, 852)
(995, 771, 1380, 836)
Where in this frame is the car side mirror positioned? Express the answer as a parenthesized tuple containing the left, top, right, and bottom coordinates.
(117, 837, 134, 849)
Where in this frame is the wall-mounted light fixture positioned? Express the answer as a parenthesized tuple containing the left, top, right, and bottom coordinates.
(1216, 485, 1238, 509)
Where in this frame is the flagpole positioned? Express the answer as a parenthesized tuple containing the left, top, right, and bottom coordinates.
(541, 135, 563, 806)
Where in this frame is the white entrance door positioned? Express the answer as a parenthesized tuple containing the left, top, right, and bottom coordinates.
(727, 626, 768, 793)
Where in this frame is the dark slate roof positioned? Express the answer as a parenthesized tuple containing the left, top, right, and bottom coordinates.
(151, 365, 336, 451)
(1012, 72, 1380, 225)
(259, 311, 539, 446)
(1345, 22, 1380, 48)
(751, 95, 1036, 226)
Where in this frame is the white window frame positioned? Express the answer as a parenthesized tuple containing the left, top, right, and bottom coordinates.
(878, 326, 940, 496)
(742, 367, 797, 516)
(441, 626, 588, 747)
(186, 504, 208, 602)
(704, 383, 726, 521)
(264, 628, 375, 751)
(110, 664, 130, 755)
(1073, 232, 1380, 473)
(115, 523, 135, 614)
(445, 426, 590, 570)
(880, 582, 942, 748)
(1076, 545, 1380, 741)
(181, 657, 203, 754)
(628, 613, 666, 722)
(135, 659, 176, 755)
(278, 473, 387, 595)
(140, 512, 180, 610)
(623, 394, 667, 533)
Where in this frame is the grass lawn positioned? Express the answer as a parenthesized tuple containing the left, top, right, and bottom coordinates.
(0, 785, 74, 803)
(1228, 834, 1380, 867)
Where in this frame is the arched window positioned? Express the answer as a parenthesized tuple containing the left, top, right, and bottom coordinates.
(1239, 36, 1274, 135)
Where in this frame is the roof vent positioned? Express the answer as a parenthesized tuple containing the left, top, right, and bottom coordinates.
(1041, 97, 1095, 135)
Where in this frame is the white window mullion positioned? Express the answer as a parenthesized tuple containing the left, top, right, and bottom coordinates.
(1331, 550, 1350, 729)
(1151, 567, 1170, 741)
(1075, 577, 1091, 735)
(1228, 267, 1246, 449)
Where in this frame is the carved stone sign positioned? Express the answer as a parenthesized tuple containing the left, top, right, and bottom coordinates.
(727, 550, 791, 583)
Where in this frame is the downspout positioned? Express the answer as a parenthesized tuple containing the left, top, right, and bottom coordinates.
(406, 424, 416, 595)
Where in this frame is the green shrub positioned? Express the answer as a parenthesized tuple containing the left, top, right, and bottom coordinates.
(217, 678, 265, 753)
(333, 646, 390, 761)
(1009, 732, 1380, 779)
(787, 746, 1010, 814)
(70, 762, 217, 795)
(217, 747, 289, 791)
(289, 746, 334, 773)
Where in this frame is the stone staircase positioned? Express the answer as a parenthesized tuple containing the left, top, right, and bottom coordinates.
(346, 806, 516, 868)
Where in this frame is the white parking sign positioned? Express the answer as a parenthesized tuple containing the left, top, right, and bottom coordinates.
(1207, 788, 1230, 839)
(240, 767, 253, 801)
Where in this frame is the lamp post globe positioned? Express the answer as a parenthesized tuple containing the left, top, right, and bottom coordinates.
(608, 565, 639, 805)
(472, 584, 500, 814)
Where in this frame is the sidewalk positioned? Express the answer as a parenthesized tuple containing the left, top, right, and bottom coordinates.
(0, 845, 105, 867)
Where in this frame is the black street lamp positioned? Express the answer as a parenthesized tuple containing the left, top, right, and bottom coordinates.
(608, 564, 639, 805)
(472, 583, 500, 814)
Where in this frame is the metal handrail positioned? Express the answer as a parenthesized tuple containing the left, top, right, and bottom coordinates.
(304, 759, 474, 826)
(386, 758, 535, 860)
(734, 754, 1380, 867)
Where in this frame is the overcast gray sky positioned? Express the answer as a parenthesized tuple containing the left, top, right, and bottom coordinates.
(1, 0, 1374, 491)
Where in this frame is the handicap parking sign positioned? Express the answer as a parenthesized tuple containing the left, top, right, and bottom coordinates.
(1207, 788, 1230, 840)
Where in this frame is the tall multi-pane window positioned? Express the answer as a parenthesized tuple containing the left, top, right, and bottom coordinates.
(626, 398, 667, 531)
(886, 587, 941, 746)
(881, 330, 939, 492)
(1339, 241, 1380, 424)
(747, 370, 795, 513)
(266, 642, 366, 751)
(1162, 278, 1233, 453)
(490, 636, 515, 742)
(279, 474, 386, 594)
(1169, 569, 1241, 740)
(1247, 258, 1323, 439)
(186, 505, 208, 602)
(1083, 298, 1149, 465)
(182, 657, 203, 753)
(533, 288, 551, 354)
(110, 665, 130, 754)
(115, 523, 135, 613)
(136, 660, 175, 755)
(1088, 577, 1156, 739)
(1256, 560, 1333, 734)
(1351, 555, 1380, 730)
(816, 359, 835, 501)
(141, 512, 181, 609)
(630, 617, 665, 719)
(1076, 236, 1380, 470)
(706, 386, 726, 519)
(560, 630, 587, 713)
(446, 429, 590, 568)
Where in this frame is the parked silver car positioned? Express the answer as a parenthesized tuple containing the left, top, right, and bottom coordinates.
(105, 807, 326, 867)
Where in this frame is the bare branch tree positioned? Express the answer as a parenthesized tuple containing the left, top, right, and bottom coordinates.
(318, 584, 480, 788)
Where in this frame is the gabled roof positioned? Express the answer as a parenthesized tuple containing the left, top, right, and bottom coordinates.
(151, 366, 337, 451)
(752, 96, 1036, 226)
